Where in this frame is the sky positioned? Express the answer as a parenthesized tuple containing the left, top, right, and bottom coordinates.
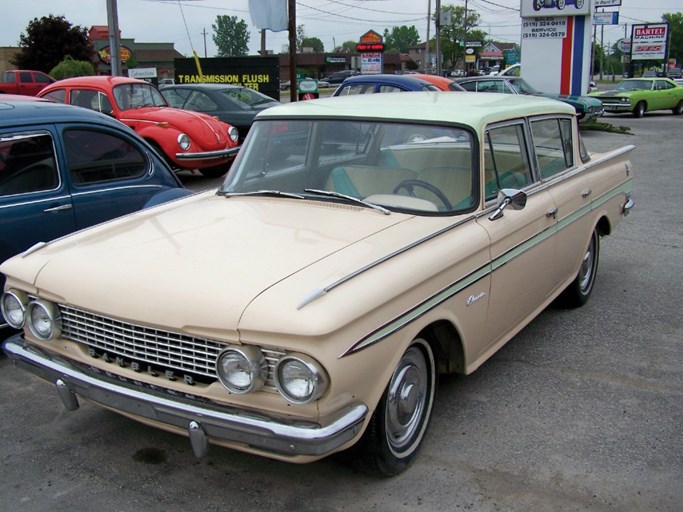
(1, 0, 681, 59)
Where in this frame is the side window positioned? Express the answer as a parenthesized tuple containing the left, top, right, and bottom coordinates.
(96, 91, 113, 114)
(3, 71, 17, 83)
(161, 88, 189, 108)
(484, 123, 533, 201)
(186, 91, 217, 112)
(42, 89, 66, 103)
(69, 89, 97, 110)
(34, 73, 52, 84)
(459, 82, 477, 92)
(378, 85, 404, 93)
(63, 129, 147, 185)
(337, 84, 375, 95)
(0, 133, 59, 196)
(531, 118, 574, 179)
(19, 72, 32, 84)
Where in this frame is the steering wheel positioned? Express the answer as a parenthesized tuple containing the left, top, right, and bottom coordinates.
(393, 179, 453, 210)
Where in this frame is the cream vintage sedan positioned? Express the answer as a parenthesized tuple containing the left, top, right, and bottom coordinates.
(1, 93, 634, 476)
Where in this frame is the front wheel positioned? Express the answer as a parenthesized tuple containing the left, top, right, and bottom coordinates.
(355, 339, 436, 476)
(633, 101, 646, 118)
(672, 100, 683, 115)
(557, 229, 600, 308)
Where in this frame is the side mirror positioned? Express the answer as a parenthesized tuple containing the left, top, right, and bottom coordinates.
(489, 188, 527, 221)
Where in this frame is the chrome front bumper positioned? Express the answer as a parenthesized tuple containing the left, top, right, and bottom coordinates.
(2, 334, 367, 459)
(175, 146, 240, 161)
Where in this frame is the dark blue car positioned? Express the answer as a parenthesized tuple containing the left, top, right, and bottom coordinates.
(0, 99, 189, 298)
(333, 74, 442, 96)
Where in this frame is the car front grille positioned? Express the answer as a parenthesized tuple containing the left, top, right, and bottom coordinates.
(58, 304, 284, 390)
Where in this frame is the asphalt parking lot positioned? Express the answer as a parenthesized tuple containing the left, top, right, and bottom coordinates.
(1, 110, 681, 512)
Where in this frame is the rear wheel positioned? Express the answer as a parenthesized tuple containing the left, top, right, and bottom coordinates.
(633, 101, 646, 118)
(557, 229, 600, 308)
(355, 338, 436, 476)
(672, 100, 683, 115)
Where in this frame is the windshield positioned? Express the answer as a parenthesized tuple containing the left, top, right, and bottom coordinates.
(617, 80, 653, 92)
(510, 78, 539, 95)
(113, 83, 167, 110)
(221, 119, 476, 214)
(219, 87, 276, 108)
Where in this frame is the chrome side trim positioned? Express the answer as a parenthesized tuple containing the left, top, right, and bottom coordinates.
(2, 335, 367, 458)
(297, 215, 478, 310)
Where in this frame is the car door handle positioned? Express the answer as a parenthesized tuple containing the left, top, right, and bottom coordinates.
(581, 189, 592, 198)
(44, 204, 73, 213)
(546, 207, 558, 219)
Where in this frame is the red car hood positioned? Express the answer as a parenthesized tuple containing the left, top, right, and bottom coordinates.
(120, 106, 232, 146)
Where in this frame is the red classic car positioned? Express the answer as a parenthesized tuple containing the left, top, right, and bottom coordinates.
(38, 76, 239, 178)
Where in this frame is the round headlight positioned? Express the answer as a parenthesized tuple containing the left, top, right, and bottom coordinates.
(216, 346, 267, 394)
(26, 300, 62, 341)
(228, 126, 239, 143)
(274, 354, 328, 404)
(177, 133, 191, 151)
(1, 290, 29, 329)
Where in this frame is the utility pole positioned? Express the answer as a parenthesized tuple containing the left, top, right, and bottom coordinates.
(106, 0, 121, 76)
(435, 0, 441, 76)
(288, 0, 297, 102)
(426, 0, 431, 73)
(464, 0, 469, 75)
(202, 28, 207, 57)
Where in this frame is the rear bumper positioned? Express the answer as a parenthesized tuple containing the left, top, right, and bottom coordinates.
(2, 334, 367, 459)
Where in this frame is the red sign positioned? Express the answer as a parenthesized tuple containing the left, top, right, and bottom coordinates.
(356, 43, 385, 52)
(98, 46, 133, 64)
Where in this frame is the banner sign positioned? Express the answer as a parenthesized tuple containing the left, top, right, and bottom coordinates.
(594, 12, 619, 25)
(522, 17, 568, 40)
(631, 24, 669, 61)
(360, 52, 383, 74)
(520, 0, 590, 18)
(174, 56, 280, 100)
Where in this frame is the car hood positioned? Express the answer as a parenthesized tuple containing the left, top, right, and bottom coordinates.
(120, 106, 231, 144)
(538, 93, 602, 106)
(5, 192, 418, 337)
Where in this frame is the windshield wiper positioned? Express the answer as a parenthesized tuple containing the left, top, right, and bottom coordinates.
(304, 189, 391, 215)
(218, 190, 305, 199)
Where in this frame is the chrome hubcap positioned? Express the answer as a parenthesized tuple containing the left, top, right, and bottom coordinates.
(579, 236, 595, 293)
(385, 346, 428, 451)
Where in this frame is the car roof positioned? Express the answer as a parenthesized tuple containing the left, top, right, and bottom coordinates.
(257, 91, 575, 132)
(42, 76, 151, 88)
(339, 74, 435, 87)
(0, 98, 129, 128)
(455, 76, 511, 82)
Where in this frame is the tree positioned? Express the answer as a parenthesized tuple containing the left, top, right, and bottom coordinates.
(663, 12, 683, 65)
(383, 25, 420, 53)
(301, 37, 324, 53)
(49, 55, 95, 79)
(435, 5, 481, 69)
(12, 15, 94, 73)
(337, 40, 357, 53)
(296, 24, 306, 53)
(212, 15, 250, 57)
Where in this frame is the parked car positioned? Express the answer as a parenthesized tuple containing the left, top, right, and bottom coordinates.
(497, 64, 521, 77)
(0, 70, 55, 96)
(0, 99, 189, 296)
(589, 77, 683, 117)
(1, 92, 634, 476)
(411, 73, 466, 91)
(38, 76, 239, 178)
(321, 70, 359, 85)
(333, 74, 441, 96)
(455, 75, 604, 123)
(160, 83, 279, 142)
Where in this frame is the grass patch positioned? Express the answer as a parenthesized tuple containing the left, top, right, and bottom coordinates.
(580, 120, 633, 134)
